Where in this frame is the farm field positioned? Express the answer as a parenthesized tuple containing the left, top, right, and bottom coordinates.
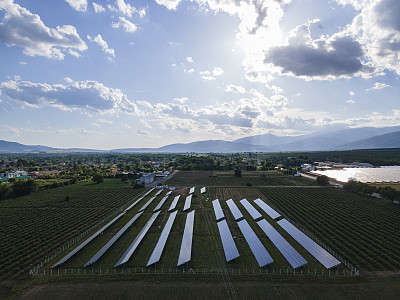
(2, 171, 400, 299)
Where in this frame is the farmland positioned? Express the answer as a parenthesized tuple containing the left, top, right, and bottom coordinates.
(1, 171, 400, 299)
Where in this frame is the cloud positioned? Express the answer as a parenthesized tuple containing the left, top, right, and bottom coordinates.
(56, 128, 103, 136)
(174, 97, 189, 104)
(0, 0, 87, 60)
(112, 17, 138, 33)
(199, 67, 223, 80)
(108, 0, 145, 17)
(0, 77, 138, 114)
(155, 0, 182, 10)
(340, 0, 400, 75)
(346, 99, 356, 104)
(264, 21, 370, 80)
(186, 57, 193, 63)
(225, 84, 246, 94)
(366, 82, 390, 91)
(349, 91, 355, 96)
(87, 34, 115, 60)
(92, 2, 105, 13)
(65, 0, 87, 12)
(212, 67, 224, 76)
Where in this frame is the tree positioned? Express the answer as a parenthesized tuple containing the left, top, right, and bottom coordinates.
(92, 173, 104, 184)
(234, 169, 242, 177)
(316, 175, 329, 186)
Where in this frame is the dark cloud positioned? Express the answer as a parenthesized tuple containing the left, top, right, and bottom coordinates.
(374, 0, 400, 31)
(265, 37, 364, 78)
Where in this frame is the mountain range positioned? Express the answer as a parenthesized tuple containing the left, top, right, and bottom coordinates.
(1, 126, 400, 153)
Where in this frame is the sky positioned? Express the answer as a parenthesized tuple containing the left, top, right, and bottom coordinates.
(0, 0, 399, 149)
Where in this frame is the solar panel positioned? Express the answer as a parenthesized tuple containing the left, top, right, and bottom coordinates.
(277, 219, 340, 269)
(155, 189, 163, 196)
(217, 220, 240, 262)
(166, 190, 172, 195)
(144, 188, 155, 196)
(52, 212, 126, 268)
(200, 187, 206, 194)
(138, 196, 156, 212)
(115, 211, 161, 267)
(240, 199, 262, 220)
(124, 197, 144, 212)
(146, 211, 178, 266)
(237, 219, 273, 267)
(183, 194, 192, 211)
(83, 211, 143, 267)
(226, 199, 243, 220)
(153, 196, 169, 212)
(177, 210, 195, 266)
(212, 199, 224, 221)
(189, 187, 195, 194)
(253, 199, 281, 219)
(257, 219, 307, 268)
(168, 195, 180, 212)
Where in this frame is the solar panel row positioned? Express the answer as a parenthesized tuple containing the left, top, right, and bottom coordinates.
(115, 211, 161, 267)
(277, 219, 341, 269)
(257, 219, 307, 269)
(124, 197, 144, 212)
(226, 199, 243, 220)
(183, 194, 192, 211)
(189, 187, 195, 194)
(177, 210, 195, 266)
(84, 211, 143, 267)
(217, 219, 240, 262)
(146, 211, 178, 266)
(139, 196, 156, 212)
(200, 187, 206, 194)
(168, 195, 180, 212)
(155, 190, 163, 196)
(237, 219, 273, 267)
(144, 188, 155, 197)
(52, 212, 126, 268)
(240, 199, 262, 220)
(212, 199, 224, 221)
(153, 195, 169, 212)
(253, 199, 281, 219)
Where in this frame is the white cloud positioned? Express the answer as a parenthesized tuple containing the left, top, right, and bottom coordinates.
(174, 97, 189, 104)
(366, 82, 390, 91)
(349, 91, 355, 96)
(108, 0, 145, 17)
(0, 0, 87, 60)
(112, 17, 138, 33)
(225, 84, 246, 94)
(184, 68, 195, 73)
(19, 61, 27, 65)
(65, 0, 87, 12)
(186, 57, 194, 63)
(155, 0, 182, 10)
(346, 99, 356, 104)
(92, 2, 105, 13)
(87, 34, 115, 59)
(0, 77, 138, 114)
(212, 67, 224, 76)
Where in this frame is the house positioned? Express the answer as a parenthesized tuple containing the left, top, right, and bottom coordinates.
(135, 173, 155, 185)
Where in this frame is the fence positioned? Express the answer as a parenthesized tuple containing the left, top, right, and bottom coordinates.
(31, 266, 359, 277)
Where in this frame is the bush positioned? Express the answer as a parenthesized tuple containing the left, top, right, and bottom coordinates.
(92, 173, 104, 184)
(316, 175, 329, 186)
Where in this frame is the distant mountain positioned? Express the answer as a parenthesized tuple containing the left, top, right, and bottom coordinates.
(2, 126, 400, 153)
(339, 131, 400, 150)
(113, 140, 269, 153)
(0, 140, 57, 153)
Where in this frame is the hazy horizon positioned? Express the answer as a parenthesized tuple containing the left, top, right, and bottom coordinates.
(1, 0, 399, 149)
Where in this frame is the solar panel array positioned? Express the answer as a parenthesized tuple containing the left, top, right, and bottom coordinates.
(168, 195, 180, 212)
(240, 199, 262, 220)
(153, 196, 169, 212)
(200, 187, 206, 194)
(226, 199, 243, 220)
(146, 211, 178, 266)
(177, 210, 195, 266)
(212, 199, 224, 221)
(253, 199, 281, 219)
(166, 190, 172, 196)
(237, 219, 273, 267)
(278, 219, 341, 269)
(139, 196, 156, 212)
(84, 211, 143, 267)
(217, 219, 240, 262)
(143, 188, 155, 197)
(257, 219, 307, 269)
(189, 187, 195, 194)
(52, 212, 126, 268)
(183, 194, 192, 211)
(155, 189, 163, 196)
(124, 197, 144, 212)
(115, 211, 161, 267)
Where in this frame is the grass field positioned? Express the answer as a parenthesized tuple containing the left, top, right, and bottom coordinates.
(2, 171, 400, 299)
